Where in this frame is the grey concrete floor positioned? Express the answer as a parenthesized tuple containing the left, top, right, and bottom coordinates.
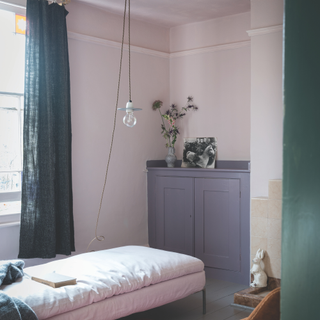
(119, 277, 253, 320)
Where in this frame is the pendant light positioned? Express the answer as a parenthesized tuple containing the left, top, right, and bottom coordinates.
(87, 0, 141, 252)
(117, 0, 141, 127)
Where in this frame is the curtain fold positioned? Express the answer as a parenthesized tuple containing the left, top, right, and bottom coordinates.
(19, 0, 75, 258)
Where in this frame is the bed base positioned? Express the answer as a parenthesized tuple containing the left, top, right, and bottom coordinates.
(46, 271, 206, 320)
(202, 287, 206, 314)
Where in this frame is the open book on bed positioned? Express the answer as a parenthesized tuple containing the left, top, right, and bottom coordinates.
(31, 273, 77, 288)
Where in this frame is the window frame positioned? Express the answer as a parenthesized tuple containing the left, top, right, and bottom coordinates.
(0, 2, 26, 226)
(0, 91, 24, 224)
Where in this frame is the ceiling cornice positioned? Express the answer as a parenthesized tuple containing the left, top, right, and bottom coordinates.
(247, 25, 283, 37)
(68, 31, 251, 58)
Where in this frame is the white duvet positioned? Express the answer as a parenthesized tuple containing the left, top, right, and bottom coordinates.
(2, 246, 204, 319)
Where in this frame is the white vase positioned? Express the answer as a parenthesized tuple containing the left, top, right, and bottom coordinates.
(165, 147, 177, 168)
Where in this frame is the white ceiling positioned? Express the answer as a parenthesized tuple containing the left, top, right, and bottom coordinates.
(74, 0, 250, 28)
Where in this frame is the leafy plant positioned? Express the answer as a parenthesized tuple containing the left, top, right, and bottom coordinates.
(152, 96, 198, 148)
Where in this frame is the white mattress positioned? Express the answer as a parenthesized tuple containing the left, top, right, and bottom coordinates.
(47, 271, 205, 320)
(2, 246, 205, 319)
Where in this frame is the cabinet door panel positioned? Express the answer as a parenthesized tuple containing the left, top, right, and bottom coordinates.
(155, 176, 194, 256)
(195, 178, 240, 272)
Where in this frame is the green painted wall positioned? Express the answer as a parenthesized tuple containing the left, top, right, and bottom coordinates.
(282, 1, 320, 319)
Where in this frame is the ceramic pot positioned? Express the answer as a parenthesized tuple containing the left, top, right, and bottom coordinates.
(165, 147, 177, 168)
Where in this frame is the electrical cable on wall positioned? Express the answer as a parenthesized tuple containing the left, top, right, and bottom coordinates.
(86, 0, 131, 252)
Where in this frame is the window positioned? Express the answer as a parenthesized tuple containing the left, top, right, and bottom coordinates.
(0, 5, 26, 224)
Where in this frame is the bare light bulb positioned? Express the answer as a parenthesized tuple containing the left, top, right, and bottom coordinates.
(118, 100, 141, 127)
(123, 111, 137, 127)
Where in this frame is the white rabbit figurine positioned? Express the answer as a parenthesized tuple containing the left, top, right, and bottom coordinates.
(250, 248, 268, 287)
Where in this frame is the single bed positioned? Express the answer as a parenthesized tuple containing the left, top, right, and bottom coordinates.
(1, 246, 206, 320)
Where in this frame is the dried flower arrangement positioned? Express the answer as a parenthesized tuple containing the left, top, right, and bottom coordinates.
(152, 96, 198, 148)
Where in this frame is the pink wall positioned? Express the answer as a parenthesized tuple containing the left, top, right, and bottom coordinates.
(250, 0, 284, 197)
(169, 13, 251, 160)
(249, 0, 284, 279)
(170, 13, 250, 52)
(0, 0, 170, 265)
(251, 0, 284, 29)
(67, 1, 170, 53)
(67, 3, 170, 253)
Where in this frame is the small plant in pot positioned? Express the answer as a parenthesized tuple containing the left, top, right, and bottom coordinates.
(152, 96, 198, 167)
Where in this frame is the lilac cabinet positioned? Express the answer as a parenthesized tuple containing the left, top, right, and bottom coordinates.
(195, 178, 241, 273)
(155, 176, 194, 256)
(147, 160, 250, 285)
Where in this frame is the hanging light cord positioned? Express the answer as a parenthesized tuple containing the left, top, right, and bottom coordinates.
(87, 0, 129, 252)
(128, 0, 131, 101)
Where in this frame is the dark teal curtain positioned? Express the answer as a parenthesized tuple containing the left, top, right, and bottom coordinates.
(19, 0, 75, 258)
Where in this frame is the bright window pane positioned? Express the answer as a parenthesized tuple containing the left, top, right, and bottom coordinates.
(0, 104, 22, 171)
(20, 99, 24, 157)
(0, 201, 21, 214)
(0, 10, 15, 33)
(0, 94, 21, 109)
(0, 9, 25, 94)
(0, 7, 25, 220)
(0, 172, 21, 192)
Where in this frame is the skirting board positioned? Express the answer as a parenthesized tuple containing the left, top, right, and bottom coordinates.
(205, 266, 250, 286)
